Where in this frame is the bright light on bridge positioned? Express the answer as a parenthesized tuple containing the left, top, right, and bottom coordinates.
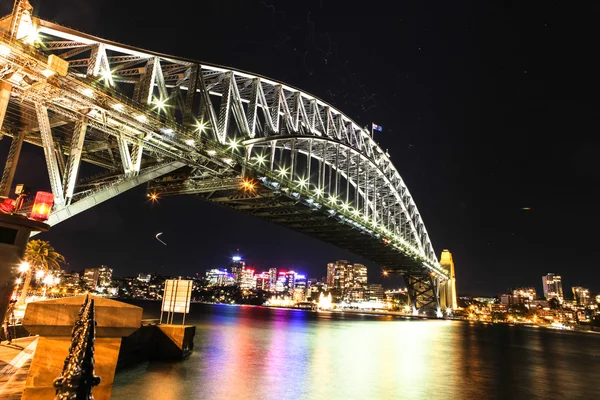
(195, 120, 207, 133)
(153, 96, 168, 111)
(0, 44, 11, 56)
(227, 138, 240, 151)
(277, 167, 288, 178)
(254, 154, 266, 166)
(241, 179, 255, 192)
(296, 177, 308, 189)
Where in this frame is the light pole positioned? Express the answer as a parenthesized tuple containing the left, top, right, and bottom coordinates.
(42, 275, 53, 298)
(17, 261, 31, 305)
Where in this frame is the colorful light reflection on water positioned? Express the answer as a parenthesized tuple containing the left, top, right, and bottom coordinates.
(112, 303, 600, 399)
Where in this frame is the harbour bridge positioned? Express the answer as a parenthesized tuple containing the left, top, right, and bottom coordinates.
(0, 1, 456, 315)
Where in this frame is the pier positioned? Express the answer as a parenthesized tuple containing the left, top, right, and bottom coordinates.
(0, 295, 195, 399)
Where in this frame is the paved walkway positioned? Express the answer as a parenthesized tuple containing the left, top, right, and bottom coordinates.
(0, 336, 38, 400)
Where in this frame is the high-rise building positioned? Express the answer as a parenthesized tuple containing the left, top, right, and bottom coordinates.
(230, 256, 245, 285)
(256, 272, 271, 291)
(294, 273, 307, 293)
(513, 287, 536, 302)
(326, 261, 368, 301)
(283, 271, 296, 294)
(268, 268, 278, 290)
(439, 249, 458, 310)
(98, 266, 112, 287)
(240, 268, 256, 290)
(572, 286, 590, 306)
(542, 273, 563, 301)
(205, 269, 233, 286)
(83, 268, 100, 290)
(327, 260, 349, 300)
(367, 284, 385, 301)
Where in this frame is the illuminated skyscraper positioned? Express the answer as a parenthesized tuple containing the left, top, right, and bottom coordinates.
(230, 255, 245, 285)
(542, 273, 563, 301)
(513, 287, 536, 302)
(83, 266, 112, 290)
(97, 266, 112, 287)
(326, 261, 368, 301)
(240, 268, 256, 290)
(268, 268, 278, 290)
(256, 272, 271, 291)
(572, 286, 590, 306)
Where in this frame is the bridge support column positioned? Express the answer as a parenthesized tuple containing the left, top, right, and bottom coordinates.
(0, 82, 11, 134)
(403, 273, 441, 316)
(0, 128, 25, 197)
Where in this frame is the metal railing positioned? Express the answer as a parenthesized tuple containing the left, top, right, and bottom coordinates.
(53, 295, 101, 399)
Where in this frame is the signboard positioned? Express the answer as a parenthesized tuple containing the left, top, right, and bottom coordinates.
(162, 279, 193, 314)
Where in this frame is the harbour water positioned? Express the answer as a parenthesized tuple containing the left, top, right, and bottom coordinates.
(112, 302, 600, 399)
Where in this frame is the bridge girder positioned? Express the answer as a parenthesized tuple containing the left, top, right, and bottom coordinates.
(0, 4, 448, 311)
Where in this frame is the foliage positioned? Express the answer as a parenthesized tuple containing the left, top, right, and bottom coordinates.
(24, 239, 65, 272)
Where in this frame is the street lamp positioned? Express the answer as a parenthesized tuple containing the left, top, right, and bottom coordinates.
(19, 261, 30, 273)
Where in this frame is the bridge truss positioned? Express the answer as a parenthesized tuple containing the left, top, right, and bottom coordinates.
(0, 1, 451, 314)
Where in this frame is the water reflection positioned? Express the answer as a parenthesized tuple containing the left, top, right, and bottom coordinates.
(113, 303, 600, 400)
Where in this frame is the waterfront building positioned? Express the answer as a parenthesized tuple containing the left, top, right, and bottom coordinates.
(205, 269, 231, 286)
(256, 272, 271, 291)
(513, 287, 536, 301)
(83, 268, 101, 290)
(98, 266, 112, 287)
(240, 268, 256, 290)
(572, 287, 591, 306)
(326, 262, 337, 288)
(58, 271, 80, 291)
(230, 256, 246, 285)
(367, 284, 385, 301)
(268, 268, 278, 290)
(283, 271, 296, 294)
(294, 273, 307, 291)
(542, 273, 564, 301)
(326, 260, 368, 301)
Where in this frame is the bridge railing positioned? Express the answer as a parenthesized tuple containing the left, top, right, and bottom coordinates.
(53, 295, 101, 400)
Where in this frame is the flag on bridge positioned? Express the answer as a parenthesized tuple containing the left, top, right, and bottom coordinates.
(372, 123, 383, 132)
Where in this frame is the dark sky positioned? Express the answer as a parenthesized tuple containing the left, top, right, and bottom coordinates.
(1, 0, 598, 296)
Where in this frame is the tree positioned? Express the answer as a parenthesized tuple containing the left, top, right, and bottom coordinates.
(18, 240, 65, 305)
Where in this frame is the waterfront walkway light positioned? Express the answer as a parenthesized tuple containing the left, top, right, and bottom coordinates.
(19, 261, 30, 273)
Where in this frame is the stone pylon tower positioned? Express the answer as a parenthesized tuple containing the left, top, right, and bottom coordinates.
(440, 249, 458, 310)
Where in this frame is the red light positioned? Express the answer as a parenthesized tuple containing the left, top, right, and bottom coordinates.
(30, 191, 53, 221)
(0, 198, 15, 213)
(278, 271, 287, 275)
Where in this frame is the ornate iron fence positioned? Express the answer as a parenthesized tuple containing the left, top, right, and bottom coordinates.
(53, 295, 101, 399)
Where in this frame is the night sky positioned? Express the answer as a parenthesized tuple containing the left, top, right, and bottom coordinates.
(1, 1, 598, 296)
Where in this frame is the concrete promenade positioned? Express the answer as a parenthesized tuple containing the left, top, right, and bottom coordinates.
(0, 336, 38, 399)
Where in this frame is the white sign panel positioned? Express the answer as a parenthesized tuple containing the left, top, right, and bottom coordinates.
(162, 279, 193, 314)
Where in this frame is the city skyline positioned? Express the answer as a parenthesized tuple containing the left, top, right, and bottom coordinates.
(1, 1, 597, 295)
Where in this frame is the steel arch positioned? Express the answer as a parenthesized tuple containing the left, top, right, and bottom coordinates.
(0, 2, 445, 283)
